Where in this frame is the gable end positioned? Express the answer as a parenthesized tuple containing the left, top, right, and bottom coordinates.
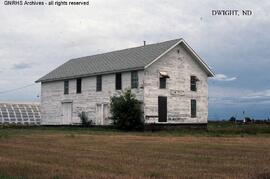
(144, 39, 214, 77)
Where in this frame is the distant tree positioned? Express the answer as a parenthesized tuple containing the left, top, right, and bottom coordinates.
(110, 89, 143, 130)
(229, 116, 236, 122)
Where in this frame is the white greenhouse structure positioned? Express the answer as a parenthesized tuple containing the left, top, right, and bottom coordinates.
(0, 102, 41, 125)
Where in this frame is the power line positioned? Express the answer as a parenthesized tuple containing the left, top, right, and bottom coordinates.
(0, 83, 37, 94)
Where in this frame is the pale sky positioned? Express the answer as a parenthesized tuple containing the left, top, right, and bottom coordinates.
(0, 0, 269, 119)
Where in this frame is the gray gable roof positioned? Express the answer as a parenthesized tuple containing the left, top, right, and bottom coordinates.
(36, 39, 181, 82)
(36, 38, 213, 83)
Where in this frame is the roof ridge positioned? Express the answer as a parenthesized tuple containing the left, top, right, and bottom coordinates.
(70, 38, 182, 62)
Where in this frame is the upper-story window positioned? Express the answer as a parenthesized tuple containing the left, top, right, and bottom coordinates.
(76, 78, 82, 94)
(191, 99, 197, 118)
(131, 71, 138, 89)
(64, 80, 69, 95)
(115, 73, 122, 90)
(159, 71, 169, 89)
(96, 75, 102, 92)
(159, 78, 166, 89)
(190, 76, 197, 91)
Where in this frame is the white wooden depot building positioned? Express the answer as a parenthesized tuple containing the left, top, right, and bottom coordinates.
(36, 38, 214, 126)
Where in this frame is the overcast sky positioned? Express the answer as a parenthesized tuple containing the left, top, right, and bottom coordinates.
(0, 0, 269, 119)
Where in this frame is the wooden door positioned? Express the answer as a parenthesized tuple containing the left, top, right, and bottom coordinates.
(96, 104, 102, 125)
(158, 96, 167, 122)
(103, 104, 109, 125)
(62, 102, 72, 125)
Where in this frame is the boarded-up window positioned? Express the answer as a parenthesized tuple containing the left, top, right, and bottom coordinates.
(96, 75, 102, 92)
(160, 77, 166, 89)
(64, 80, 69, 94)
(77, 78, 82, 94)
(116, 73, 122, 90)
(190, 76, 197, 91)
(131, 71, 138, 89)
(191, 99, 197, 118)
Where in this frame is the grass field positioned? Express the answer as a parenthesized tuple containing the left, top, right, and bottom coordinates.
(0, 122, 270, 179)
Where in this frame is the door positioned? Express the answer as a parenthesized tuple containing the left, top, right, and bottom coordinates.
(158, 96, 167, 122)
(96, 104, 102, 125)
(96, 104, 109, 125)
(103, 104, 109, 125)
(62, 102, 72, 124)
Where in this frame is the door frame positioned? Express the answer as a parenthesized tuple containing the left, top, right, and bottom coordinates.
(96, 103, 109, 125)
(61, 102, 73, 125)
(96, 104, 102, 125)
(158, 96, 167, 122)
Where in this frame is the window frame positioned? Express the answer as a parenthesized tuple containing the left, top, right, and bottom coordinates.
(96, 75, 102, 92)
(159, 77, 166, 89)
(64, 80, 69, 95)
(131, 71, 139, 89)
(76, 78, 82, 94)
(115, 73, 122, 90)
(190, 76, 197, 91)
(191, 99, 197, 118)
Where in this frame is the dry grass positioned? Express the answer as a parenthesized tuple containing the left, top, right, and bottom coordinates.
(0, 129, 270, 179)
